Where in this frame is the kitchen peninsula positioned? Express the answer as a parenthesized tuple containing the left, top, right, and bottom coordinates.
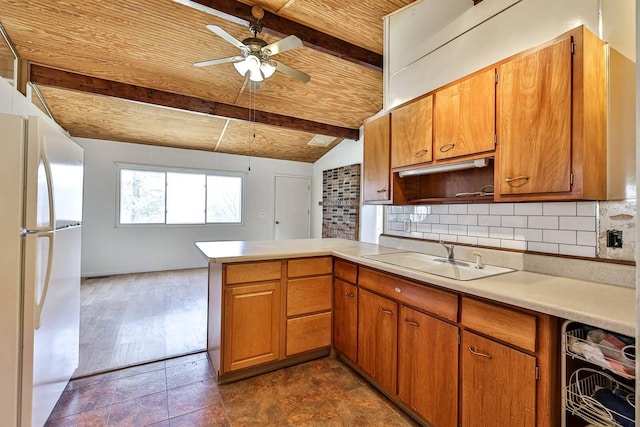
(195, 238, 634, 426)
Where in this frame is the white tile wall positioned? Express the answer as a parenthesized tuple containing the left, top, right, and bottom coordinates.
(386, 201, 601, 258)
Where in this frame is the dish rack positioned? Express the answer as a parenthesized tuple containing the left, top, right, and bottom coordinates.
(566, 368, 635, 426)
(562, 321, 636, 426)
(565, 325, 635, 380)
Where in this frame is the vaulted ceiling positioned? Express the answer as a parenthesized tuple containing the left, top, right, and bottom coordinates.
(0, 0, 414, 162)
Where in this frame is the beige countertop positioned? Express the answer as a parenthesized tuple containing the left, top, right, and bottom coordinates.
(195, 238, 635, 337)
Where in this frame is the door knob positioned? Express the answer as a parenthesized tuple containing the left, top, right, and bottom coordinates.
(275, 221, 280, 224)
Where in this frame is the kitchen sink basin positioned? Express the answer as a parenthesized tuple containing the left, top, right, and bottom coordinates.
(362, 252, 514, 281)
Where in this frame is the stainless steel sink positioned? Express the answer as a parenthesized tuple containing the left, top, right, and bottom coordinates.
(362, 252, 514, 281)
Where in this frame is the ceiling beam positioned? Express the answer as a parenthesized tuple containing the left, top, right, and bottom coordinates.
(173, 0, 383, 71)
(29, 64, 360, 140)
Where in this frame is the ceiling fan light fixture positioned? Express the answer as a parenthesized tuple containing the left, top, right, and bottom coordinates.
(249, 70, 264, 82)
(260, 61, 276, 79)
(243, 55, 263, 82)
(233, 58, 250, 76)
(196, 24, 310, 84)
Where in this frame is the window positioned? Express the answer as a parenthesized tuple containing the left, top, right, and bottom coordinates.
(118, 165, 244, 225)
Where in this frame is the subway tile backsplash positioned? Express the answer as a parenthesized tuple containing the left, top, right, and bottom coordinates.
(384, 200, 636, 261)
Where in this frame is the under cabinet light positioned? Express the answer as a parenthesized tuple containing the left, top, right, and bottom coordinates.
(398, 158, 490, 178)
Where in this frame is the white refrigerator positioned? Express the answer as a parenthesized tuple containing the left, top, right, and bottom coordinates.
(0, 113, 84, 427)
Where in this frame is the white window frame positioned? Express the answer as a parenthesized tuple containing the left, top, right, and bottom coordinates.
(116, 163, 246, 227)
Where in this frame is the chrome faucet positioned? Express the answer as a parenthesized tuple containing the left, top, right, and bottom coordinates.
(439, 240, 455, 263)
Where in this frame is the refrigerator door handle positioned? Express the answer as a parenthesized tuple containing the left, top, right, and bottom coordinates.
(26, 126, 56, 232)
(34, 231, 54, 330)
(40, 145, 55, 232)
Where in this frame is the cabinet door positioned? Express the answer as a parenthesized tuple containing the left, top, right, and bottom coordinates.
(497, 36, 572, 195)
(363, 114, 391, 203)
(223, 281, 281, 372)
(357, 289, 397, 393)
(391, 95, 433, 168)
(333, 279, 358, 362)
(434, 69, 496, 161)
(398, 306, 458, 427)
(461, 331, 536, 427)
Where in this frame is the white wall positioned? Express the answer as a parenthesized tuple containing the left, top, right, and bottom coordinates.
(0, 79, 61, 124)
(311, 134, 380, 244)
(77, 137, 312, 277)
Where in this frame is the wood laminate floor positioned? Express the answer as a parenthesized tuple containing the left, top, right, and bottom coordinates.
(76, 269, 208, 377)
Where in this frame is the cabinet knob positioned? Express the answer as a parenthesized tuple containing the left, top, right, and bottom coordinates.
(394, 287, 402, 294)
(345, 292, 355, 297)
(380, 307, 393, 316)
(468, 346, 492, 359)
(376, 188, 387, 193)
(439, 143, 455, 153)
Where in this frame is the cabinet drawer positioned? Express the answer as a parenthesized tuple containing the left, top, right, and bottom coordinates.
(287, 276, 332, 316)
(286, 312, 332, 356)
(288, 257, 333, 278)
(359, 268, 458, 322)
(461, 297, 536, 352)
(225, 261, 281, 285)
(334, 258, 358, 284)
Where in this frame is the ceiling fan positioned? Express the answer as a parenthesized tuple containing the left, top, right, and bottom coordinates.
(194, 6, 311, 84)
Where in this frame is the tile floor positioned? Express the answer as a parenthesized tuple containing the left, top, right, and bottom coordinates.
(78, 269, 208, 376)
(46, 353, 419, 426)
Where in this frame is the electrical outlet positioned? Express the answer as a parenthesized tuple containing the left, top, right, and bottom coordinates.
(606, 230, 623, 248)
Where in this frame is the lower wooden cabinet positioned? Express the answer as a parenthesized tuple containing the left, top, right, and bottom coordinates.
(398, 306, 458, 427)
(461, 330, 537, 426)
(285, 257, 333, 357)
(223, 281, 281, 372)
(286, 311, 331, 356)
(333, 278, 358, 363)
(357, 289, 398, 394)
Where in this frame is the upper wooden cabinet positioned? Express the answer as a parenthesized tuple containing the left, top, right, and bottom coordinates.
(363, 25, 608, 205)
(391, 95, 433, 168)
(496, 26, 606, 201)
(363, 114, 392, 203)
(434, 68, 496, 161)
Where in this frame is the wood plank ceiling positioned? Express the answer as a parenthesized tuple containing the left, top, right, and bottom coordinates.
(0, 0, 414, 162)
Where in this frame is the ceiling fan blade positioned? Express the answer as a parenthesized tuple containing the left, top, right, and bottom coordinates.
(274, 60, 310, 83)
(262, 35, 303, 56)
(194, 55, 245, 67)
(205, 24, 246, 50)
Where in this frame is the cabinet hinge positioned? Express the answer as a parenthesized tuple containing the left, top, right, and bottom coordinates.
(495, 72, 498, 84)
(570, 172, 575, 186)
(535, 365, 540, 380)
(494, 134, 498, 146)
(458, 334, 461, 346)
(571, 40, 575, 54)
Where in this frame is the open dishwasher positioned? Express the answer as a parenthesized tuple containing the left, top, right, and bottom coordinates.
(562, 320, 636, 426)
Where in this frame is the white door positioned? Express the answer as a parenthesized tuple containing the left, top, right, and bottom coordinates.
(274, 175, 310, 240)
